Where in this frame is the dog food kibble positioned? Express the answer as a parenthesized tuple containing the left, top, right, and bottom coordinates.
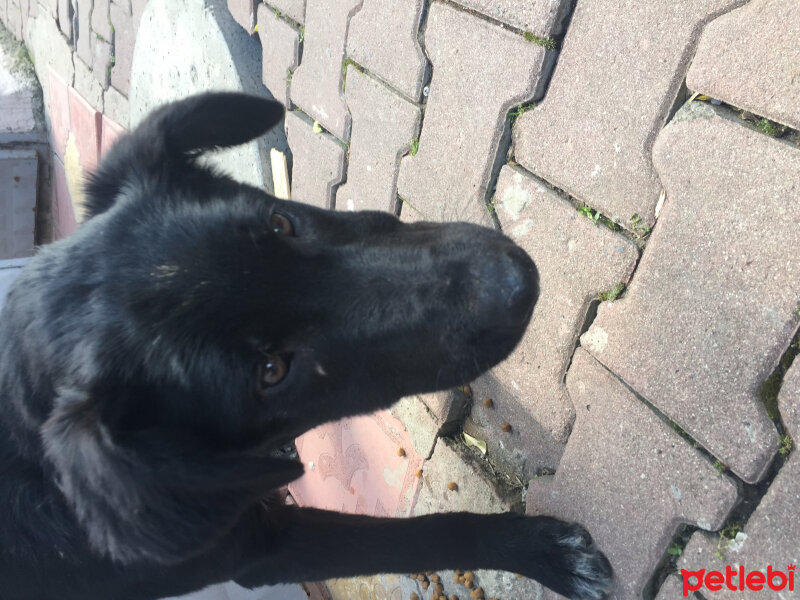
(469, 587, 484, 599)
(397, 447, 406, 457)
(434, 583, 444, 593)
(501, 422, 512, 433)
(461, 384, 472, 396)
(430, 574, 440, 583)
(447, 481, 458, 491)
(483, 397, 493, 408)
(410, 594, 419, 600)
(414, 468, 423, 478)
(421, 581, 429, 590)
(450, 596, 460, 600)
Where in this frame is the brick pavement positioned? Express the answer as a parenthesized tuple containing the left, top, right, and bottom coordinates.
(5, 1, 800, 599)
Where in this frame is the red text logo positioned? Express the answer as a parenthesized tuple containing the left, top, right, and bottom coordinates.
(681, 565, 795, 596)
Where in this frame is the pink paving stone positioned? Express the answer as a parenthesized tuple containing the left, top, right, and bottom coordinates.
(675, 357, 800, 599)
(284, 110, 345, 209)
(99, 114, 125, 158)
(51, 154, 78, 239)
(336, 67, 420, 213)
(513, 0, 741, 230)
(453, 0, 568, 34)
(527, 349, 738, 600)
(67, 86, 102, 172)
(289, 0, 361, 141)
(47, 66, 71, 160)
(227, 0, 255, 34)
(288, 410, 423, 518)
(91, 36, 112, 89)
(396, 2, 545, 226)
(256, 3, 300, 107)
(346, 0, 426, 101)
(687, 0, 800, 131)
(463, 165, 639, 475)
(270, 0, 305, 25)
(582, 102, 800, 483)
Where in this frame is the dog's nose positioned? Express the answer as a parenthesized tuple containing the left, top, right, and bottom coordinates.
(473, 246, 539, 329)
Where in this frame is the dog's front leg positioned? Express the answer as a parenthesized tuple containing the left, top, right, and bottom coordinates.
(235, 506, 612, 600)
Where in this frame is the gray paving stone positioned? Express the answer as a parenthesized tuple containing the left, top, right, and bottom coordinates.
(256, 3, 299, 107)
(0, 150, 38, 259)
(73, 54, 103, 111)
(131, 0, 287, 190)
(527, 349, 738, 600)
(90, 0, 110, 39)
(464, 165, 639, 475)
(109, 0, 145, 95)
(675, 359, 799, 599)
(389, 396, 438, 459)
(336, 67, 419, 213)
(346, 0, 426, 101)
(6, 0, 22, 39)
(284, 110, 345, 209)
(74, 0, 91, 65)
(687, 0, 800, 131)
(396, 2, 545, 226)
(227, 0, 254, 34)
(582, 101, 800, 483)
(269, 0, 304, 25)
(411, 437, 509, 517)
(513, 0, 741, 230)
(26, 12, 75, 96)
(453, 0, 568, 34)
(91, 35, 111, 88)
(57, 0, 73, 40)
(654, 575, 686, 600)
(418, 388, 470, 433)
(289, 0, 361, 141)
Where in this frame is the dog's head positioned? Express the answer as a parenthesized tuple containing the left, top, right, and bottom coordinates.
(19, 93, 537, 564)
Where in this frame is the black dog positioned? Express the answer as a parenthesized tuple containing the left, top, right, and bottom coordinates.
(0, 93, 612, 600)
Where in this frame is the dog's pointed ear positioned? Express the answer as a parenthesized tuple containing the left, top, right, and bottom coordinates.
(41, 389, 303, 565)
(85, 93, 284, 218)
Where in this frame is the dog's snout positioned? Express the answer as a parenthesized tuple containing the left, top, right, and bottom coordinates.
(473, 246, 538, 329)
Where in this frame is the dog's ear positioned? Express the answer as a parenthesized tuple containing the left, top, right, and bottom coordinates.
(85, 93, 284, 218)
(41, 388, 303, 565)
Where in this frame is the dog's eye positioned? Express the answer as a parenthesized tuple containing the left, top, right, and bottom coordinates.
(270, 213, 294, 236)
(258, 354, 289, 390)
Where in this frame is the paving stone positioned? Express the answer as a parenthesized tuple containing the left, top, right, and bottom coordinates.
(73, 54, 103, 112)
(654, 574, 686, 600)
(687, 0, 800, 131)
(102, 85, 129, 128)
(269, 0, 304, 25)
(284, 110, 345, 209)
(463, 165, 639, 476)
(6, 0, 22, 39)
(289, 410, 423, 518)
(131, 0, 287, 190)
(26, 13, 74, 119)
(99, 113, 125, 159)
(673, 358, 800, 599)
(411, 437, 510, 517)
(57, 0, 73, 40)
(389, 395, 438, 459)
(0, 28, 42, 134)
(109, 0, 145, 95)
(513, 0, 741, 230)
(418, 388, 470, 432)
(74, 0, 91, 65)
(90, 0, 109, 39)
(41, 0, 59, 19)
(256, 3, 299, 107)
(346, 0, 426, 100)
(336, 67, 420, 213)
(0, 150, 38, 259)
(289, 0, 361, 141)
(453, 0, 569, 34)
(527, 349, 738, 600)
(396, 2, 545, 226)
(227, 0, 254, 34)
(582, 101, 800, 483)
(90, 35, 111, 88)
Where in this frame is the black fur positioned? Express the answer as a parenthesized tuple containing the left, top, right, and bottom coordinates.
(0, 93, 612, 600)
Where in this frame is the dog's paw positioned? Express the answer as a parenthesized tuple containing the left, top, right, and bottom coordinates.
(530, 518, 613, 600)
